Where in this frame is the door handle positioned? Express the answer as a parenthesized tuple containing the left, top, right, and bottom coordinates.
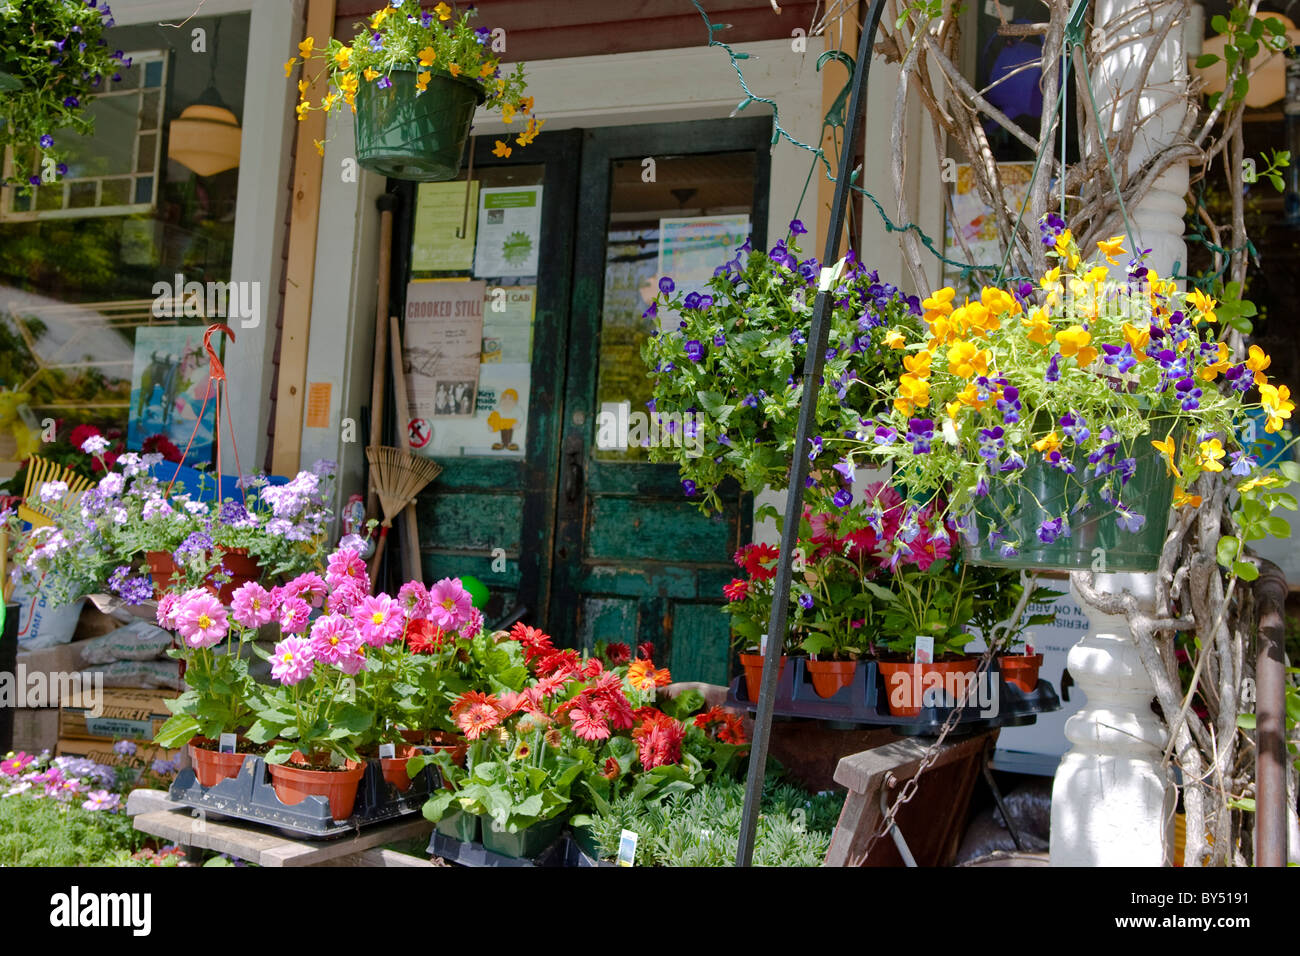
(565, 445, 583, 504)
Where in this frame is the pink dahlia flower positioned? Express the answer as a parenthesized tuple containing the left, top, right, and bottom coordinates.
(309, 613, 359, 666)
(327, 579, 368, 616)
(279, 596, 311, 635)
(354, 594, 404, 647)
(230, 581, 275, 629)
(428, 577, 473, 630)
(175, 589, 229, 649)
(271, 636, 315, 685)
(397, 580, 431, 620)
(326, 547, 369, 591)
(284, 572, 327, 608)
(156, 591, 179, 630)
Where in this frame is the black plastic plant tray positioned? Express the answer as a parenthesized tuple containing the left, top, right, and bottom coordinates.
(167, 753, 438, 840)
(428, 830, 571, 867)
(724, 658, 1059, 735)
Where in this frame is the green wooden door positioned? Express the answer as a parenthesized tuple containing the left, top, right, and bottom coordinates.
(549, 118, 772, 683)
(393, 130, 580, 626)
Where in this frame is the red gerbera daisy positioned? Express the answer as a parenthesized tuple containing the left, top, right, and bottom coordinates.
(406, 619, 445, 654)
(742, 543, 780, 581)
(632, 712, 685, 769)
(604, 641, 631, 665)
(571, 705, 611, 741)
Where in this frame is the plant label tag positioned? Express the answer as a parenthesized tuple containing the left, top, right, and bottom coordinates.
(617, 829, 638, 867)
(914, 636, 934, 665)
(218, 733, 237, 754)
(1025, 642, 1035, 657)
(379, 743, 396, 759)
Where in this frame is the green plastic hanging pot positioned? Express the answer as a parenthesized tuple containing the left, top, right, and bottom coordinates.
(962, 425, 1177, 572)
(354, 68, 485, 182)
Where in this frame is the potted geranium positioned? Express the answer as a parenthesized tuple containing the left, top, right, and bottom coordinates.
(290, 0, 540, 181)
(0, 0, 131, 189)
(847, 219, 1295, 573)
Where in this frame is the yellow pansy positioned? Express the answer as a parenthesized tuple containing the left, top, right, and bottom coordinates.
(903, 350, 933, 379)
(418, 46, 437, 67)
(894, 398, 915, 418)
(1186, 288, 1217, 324)
(416, 71, 431, 92)
(1196, 438, 1226, 472)
(1151, 434, 1180, 478)
(334, 46, 351, 69)
(363, 67, 380, 82)
(313, 138, 325, 157)
(1021, 309, 1054, 347)
(480, 63, 495, 78)
(295, 101, 310, 121)
(947, 340, 991, 379)
(1121, 322, 1150, 360)
(502, 101, 517, 124)
(898, 374, 930, 408)
(297, 79, 309, 95)
(883, 330, 905, 349)
(284, 57, 298, 77)
(1239, 475, 1282, 493)
(980, 286, 1017, 315)
(1040, 266, 1064, 307)
(1259, 383, 1294, 433)
(321, 91, 339, 111)
(371, 7, 391, 29)
(921, 287, 956, 323)
(1097, 236, 1126, 265)
(1032, 431, 1062, 455)
(955, 382, 984, 410)
(1199, 342, 1231, 381)
(1173, 488, 1202, 508)
(435, 1, 452, 19)
(448, 63, 462, 77)
(520, 96, 535, 113)
(492, 140, 513, 158)
(1246, 344, 1271, 385)
(1055, 325, 1098, 367)
(298, 37, 315, 59)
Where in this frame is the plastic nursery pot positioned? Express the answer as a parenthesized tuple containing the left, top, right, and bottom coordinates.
(145, 547, 261, 603)
(997, 653, 1044, 694)
(479, 815, 567, 860)
(436, 809, 481, 844)
(354, 68, 486, 182)
(265, 755, 366, 821)
(805, 659, 858, 699)
(375, 745, 422, 793)
(571, 823, 604, 861)
(739, 652, 787, 703)
(962, 431, 1175, 572)
(189, 737, 251, 787)
(877, 657, 980, 718)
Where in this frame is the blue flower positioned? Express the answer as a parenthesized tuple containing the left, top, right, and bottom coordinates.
(684, 339, 704, 362)
(833, 488, 853, 509)
(1115, 504, 1145, 534)
(1045, 353, 1062, 383)
(789, 219, 807, 236)
(40, 134, 54, 148)
(377, 75, 393, 89)
(808, 436, 824, 461)
(642, 302, 657, 319)
(682, 479, 697, 497)
(873, 424, 897, 444)
(370, 32, 385, 51)
(832, 457, 855, 483)
(798, 592, 814, 609)
(659, 276, 674, 295)
(1229, 451, 1256, 477)
(63, 96, 79, 108)
(1037, 517, 1070, 544)
(683, 292, 701, 310)
(906, 417, 935, 455)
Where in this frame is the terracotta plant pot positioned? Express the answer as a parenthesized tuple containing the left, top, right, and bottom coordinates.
(266, 755, 366, 821)
(805, 659, 858, 699)
(739, 652, 787, 703)
(188, 737, 250, 787)
(379, 744, 421, 793)
(998, 653, 1043, 693)
(146, 547, 262, 604)
(877, 657, 980, 718)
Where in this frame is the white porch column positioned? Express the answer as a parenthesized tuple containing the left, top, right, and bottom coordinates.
(1091, 0, 1191, 278)
(1050, 573, 1174, 866)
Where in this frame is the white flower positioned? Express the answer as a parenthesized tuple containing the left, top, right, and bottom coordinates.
(80, 435, 110, 455)
(38, 480, 68, 503)
(941, 418, 959, 446)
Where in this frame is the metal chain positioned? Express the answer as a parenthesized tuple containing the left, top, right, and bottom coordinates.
(850, 643, 1002, 866)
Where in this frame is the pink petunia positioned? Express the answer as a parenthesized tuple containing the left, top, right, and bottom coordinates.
(309, 613, 359, 666)
(284, 572, 327, 608)
(174, 589, 229, 649)
(428, 578, 473, 630)
(270, 636, 315, 686)
(353, 594, 404, 647)
(279, 596, 311, 635)
(230, 581, 275, 629)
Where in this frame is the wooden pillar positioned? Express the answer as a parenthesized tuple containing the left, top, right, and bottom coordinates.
(271, 0, 336, 477)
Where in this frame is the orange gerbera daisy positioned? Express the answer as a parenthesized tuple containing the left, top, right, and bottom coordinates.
(627, 659, 672, 691)
(450, 691, 504, 739)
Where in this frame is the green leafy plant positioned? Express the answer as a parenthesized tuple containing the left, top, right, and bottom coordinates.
(0, 0, 132, 188)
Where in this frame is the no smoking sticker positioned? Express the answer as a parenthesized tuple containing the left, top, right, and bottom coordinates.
(408, 418, 430, 449)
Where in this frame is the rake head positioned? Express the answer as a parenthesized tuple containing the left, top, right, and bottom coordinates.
(365, 445, 442, 524)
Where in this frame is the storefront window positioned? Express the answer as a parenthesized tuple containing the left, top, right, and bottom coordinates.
(0, 14, 249, 490)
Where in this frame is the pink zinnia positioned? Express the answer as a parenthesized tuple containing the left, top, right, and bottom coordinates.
(284, 572, 327, 608)
(397, 580, 431, 620)
(309, 613, 358, 665)
(279, 596, 311, 635)
(230, 581, 275, 629)
(326, 548, 369, 591)
(270, 635, 315, 685)
(175, 589, 228, 649)
(428, 578, 473, 630)
(353, 594, 404, 647)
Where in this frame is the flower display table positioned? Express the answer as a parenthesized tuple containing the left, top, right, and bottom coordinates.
(126, 789, 434, 867)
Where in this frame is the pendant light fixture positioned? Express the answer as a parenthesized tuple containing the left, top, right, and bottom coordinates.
(168, 19, 241, 176)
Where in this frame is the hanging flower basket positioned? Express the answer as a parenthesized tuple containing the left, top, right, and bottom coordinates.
(354, 68, 485, 182)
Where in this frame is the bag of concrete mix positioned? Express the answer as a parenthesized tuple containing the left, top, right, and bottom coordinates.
(78, 620, 173, 664)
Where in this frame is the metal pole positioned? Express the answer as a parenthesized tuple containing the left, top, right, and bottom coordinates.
(735, 0, 889, 866)
(1254, 557, 1288, 866)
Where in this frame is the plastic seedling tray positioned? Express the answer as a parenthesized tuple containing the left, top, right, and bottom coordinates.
(725, 658, 1059, 735)
(427, 829, 570, 868)
(167, 752, 439, 840)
